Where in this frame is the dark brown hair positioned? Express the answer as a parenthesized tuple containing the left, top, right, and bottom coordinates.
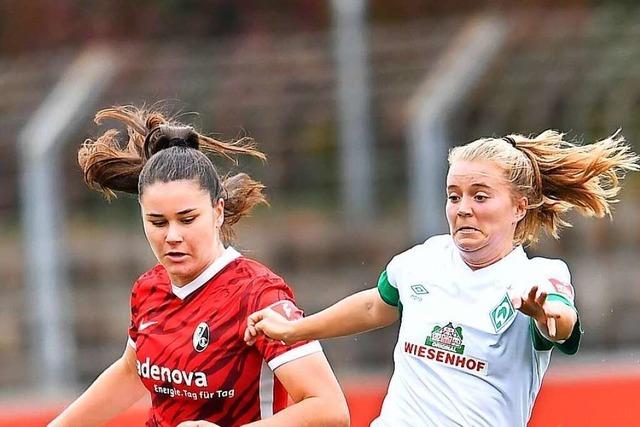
(449, 130, 639, 246)
(78, 105, 267, 244)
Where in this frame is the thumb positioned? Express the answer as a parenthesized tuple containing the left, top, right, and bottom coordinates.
(547, 317, 557, 338)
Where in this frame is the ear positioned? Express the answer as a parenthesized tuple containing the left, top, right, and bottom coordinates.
(213, 198, 225, 228)
(514, 196, 528, 223)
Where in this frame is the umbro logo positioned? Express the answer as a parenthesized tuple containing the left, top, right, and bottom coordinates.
(410, 284, 429, 302)
(411, 285, 429, 295)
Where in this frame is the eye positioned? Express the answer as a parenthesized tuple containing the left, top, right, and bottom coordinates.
(150, 220, 167, 227)
(474, 194, 489, 202)
(447, 194, 460, 202)
(181, 216, 196, 224)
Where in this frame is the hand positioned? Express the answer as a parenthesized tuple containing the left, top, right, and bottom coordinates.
(177, 421, 220, 427)
(244, 307, 298, 346)
(511, 285, 571, 340)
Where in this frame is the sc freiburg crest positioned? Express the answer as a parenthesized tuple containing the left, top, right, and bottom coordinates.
(193, 322, 210, 352)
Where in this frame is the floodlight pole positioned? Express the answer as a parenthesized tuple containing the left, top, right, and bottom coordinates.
(19, 46, 119, 393)
(331, 0, 374, 223)
(407, 15, 507, 241)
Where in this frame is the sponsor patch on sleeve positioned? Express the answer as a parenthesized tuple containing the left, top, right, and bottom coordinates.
(268, 300, 304, 321)
(548, 278, 574, 300)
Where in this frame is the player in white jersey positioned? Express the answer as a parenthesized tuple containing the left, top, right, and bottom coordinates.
(245, 130, 638, 426)
(373, 235, 577, 426)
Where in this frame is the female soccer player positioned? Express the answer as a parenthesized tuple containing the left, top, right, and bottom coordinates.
(49, 106, 349, 427)
(246, 130, 639, 426)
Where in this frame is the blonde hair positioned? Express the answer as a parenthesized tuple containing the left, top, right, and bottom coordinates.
(448, 130, 639, 246)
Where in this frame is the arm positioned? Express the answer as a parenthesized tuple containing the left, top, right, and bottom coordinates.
(48, 345, 147, 427)
(245, 352, 349, 427)
(514, 285, 578, 341)
(245, 288, 399, 345)
(178, 353, 349, 427)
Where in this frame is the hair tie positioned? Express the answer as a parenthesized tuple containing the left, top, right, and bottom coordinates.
(143, 125, 199, 158)
(503, 136, 517, 148)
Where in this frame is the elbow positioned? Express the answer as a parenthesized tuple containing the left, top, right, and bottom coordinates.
(340, 413, 351, 427)
(328, 411, 350, 427)
(326, 399, 350, 427)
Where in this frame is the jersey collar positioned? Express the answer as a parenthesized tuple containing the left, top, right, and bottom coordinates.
(171, 246, 242, 300)
(454, 244, 526, 278)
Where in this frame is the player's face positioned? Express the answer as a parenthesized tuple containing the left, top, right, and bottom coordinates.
(140, 179, 225, 286)
(446, 160, 526, 267)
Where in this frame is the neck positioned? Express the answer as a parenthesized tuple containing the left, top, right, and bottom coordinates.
(171, 242, 226, 287)
(211, 241, 226, 261)
(459, 243, 515, 271)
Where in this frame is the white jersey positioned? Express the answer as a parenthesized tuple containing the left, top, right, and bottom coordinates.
(373, 235, 580, 427)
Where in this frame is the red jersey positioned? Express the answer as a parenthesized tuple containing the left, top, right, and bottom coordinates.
(127, 247, 321, 427)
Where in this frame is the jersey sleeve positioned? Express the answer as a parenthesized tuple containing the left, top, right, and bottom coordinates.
(530, 259, 582, 355)
(377, 269, 399, 306)
(376, 239, 439, 309)
(377, 253, 403, 307)
(250, 278, 322, 371)
(537, 259, 576, 306)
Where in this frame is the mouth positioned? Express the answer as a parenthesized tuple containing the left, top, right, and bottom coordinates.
(456, 226, 480, 234)
(165, 251, 188, 262)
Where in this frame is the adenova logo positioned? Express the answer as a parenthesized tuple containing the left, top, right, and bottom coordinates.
(193, 322, 210, 352)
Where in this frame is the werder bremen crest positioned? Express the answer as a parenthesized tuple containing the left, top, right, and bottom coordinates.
(490, 293, 516, 332)
(425, 322, 465, 354)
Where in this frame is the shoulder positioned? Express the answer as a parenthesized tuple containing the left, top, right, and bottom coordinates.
(132, 264, 169, 294)
(232, 257, 287, 286)
(527, 255, 571, 281)
(233, 257, 295, 301)
(526, 255, 574, 299)
(129, 264, 170, 312)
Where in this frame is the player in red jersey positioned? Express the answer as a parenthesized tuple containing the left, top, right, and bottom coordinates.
(48, 106, 349, 427)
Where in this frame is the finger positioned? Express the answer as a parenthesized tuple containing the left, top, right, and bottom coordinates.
(527, 285, 538, 302)
(536, 291, 547, 307)
(547, 317, 557, 338)
(510, 295, 523, 310)
(253, 321, 273, 340)
(247, 324, 257, 338)
(244, 327, 256, 345)
(247, 311, 265, 325)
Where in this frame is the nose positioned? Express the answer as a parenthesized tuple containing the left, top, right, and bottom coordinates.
(457, 196, 472, 217)
(165, 222, 183, 244)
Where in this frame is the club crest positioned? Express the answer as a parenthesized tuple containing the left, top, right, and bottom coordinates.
(193, 322, 210, 352)
(490, 293, 515, 332)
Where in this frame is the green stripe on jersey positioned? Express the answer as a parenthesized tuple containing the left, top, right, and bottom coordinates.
(546, 293, 574, 309)
(529, 319, 553, 351)
(557, 318, 583, 355)
(377, 270, 399, 306)
(529, 317, 582, 355)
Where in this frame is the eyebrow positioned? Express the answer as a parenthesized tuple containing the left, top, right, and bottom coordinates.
(145, 208, 198, 218)
(447, 183, 494, 191)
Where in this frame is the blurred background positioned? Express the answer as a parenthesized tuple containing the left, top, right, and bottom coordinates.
(1, 0, 640, 425)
